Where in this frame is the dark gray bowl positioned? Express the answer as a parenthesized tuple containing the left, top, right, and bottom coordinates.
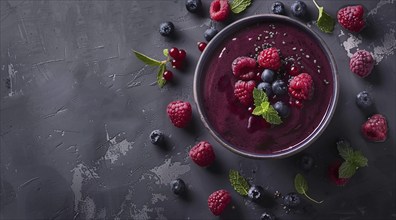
(193, 14, 339, 159)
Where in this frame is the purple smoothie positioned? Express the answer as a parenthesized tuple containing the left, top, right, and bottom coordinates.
(201, 20, 334, 155)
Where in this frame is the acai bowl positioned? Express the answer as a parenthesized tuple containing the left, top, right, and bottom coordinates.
(193, 15, 339, 159)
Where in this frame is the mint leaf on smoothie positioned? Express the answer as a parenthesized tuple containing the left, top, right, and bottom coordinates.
(230, 0, 252, 14)
(229, 169, 250, 196)
(312, 0, 335, 34)
(252, 88, 282, 125)
(336, 140, 368, 178)
(294, 173, 323, 204)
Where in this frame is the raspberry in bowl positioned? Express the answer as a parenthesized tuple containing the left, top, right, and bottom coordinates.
(193, 15, 339, 158)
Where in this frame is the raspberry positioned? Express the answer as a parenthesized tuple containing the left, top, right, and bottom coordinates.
(232, 56, 257, 80)
(257, 47, 281, 71)
(208, 189, 231, 216)
(288, 73, 314, 101)
(328, 160, 349, 186)
(337, 5, 365, 32)
(209, 0, 230, 22)
(234, 80, 256, 106)
(167, 101, 192, 128)
(361, 114, 388, 142)
(189, 141, 216, 167)
(349, 50, 374, 78)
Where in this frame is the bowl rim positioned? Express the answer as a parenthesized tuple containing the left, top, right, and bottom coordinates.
(193, 14, 339, 159)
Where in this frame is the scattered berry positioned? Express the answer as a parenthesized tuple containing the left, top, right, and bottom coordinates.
(208, 189, 231, 216)
(257, 82, 273, 97)
(283, 192, 301, 208)
(167, 101, 192, 128)
(178, 49, 186, 61)
(349, 50, 374, 78)
(299, 154, 315, 171)
(291, 1, 307, 18)
(288, 73, 314, 100)
(337, 5, 365, 32)
(163, 70, 173, 81)
(271, 1, 285, 15)
(260, 211, 276, 220)
(356, 91, 373, 109)
(171, 59, 183, 69)
(248, 185, 264, 202)
(234, 80, 256, 106)
(257, 47, 281, 71)
(149, 130, 164, 145)
(159, 21, 175, 37)
(361, 114, 388, 142)
(273, 101, 290, 118)
(204, 28, 219, 42)
(169, 47, 180, 60)
(272, 79, 287, 96)
(209, 0, 230, 22)
(328, 160, 349, 186)
(232, 56, 257, 80)
(171, 178, 187, 195)
(261, 69, 275, 83)
(198, 42, 207, 52)
(189, 141, 216, 167)
(186, 0, 202, 13)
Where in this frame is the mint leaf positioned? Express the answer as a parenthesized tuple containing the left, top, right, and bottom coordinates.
(156, 63, 166, 88)
(253, 88, 268, 107)
(263, 105, 282, 125)
(229, 170, 250, 196)
(351, 151, 368, 167)
(313, 0, 335, 34)
(163, 49, 169, 57)
(337, 140, 353, 161)
(294, 173, 308, 194)
(230, 0, 252, 14)
(294, 173, 323, 204)
(252, 88, 282, 125)
(338, 162, 356, 178)
(133, 50, 162, 66)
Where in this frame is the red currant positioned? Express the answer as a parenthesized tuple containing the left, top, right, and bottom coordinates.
(247, 106, 254, 113)
(163, 70, 173, 81)
(178, 49, 186, 61)
(171, 59, 183, 69)
(197, 42, 207, 52)
(169, 47, 180, 60)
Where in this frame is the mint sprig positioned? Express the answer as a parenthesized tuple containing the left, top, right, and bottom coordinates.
(230, 0, 252, 14)
(252, 88, 282, 125)
(337, 140, 368, 178)
(294, 173, 323, 204)
(229, 169, 250, 196)
(312, 0, 335, 34)
(133, 50, 168, 88)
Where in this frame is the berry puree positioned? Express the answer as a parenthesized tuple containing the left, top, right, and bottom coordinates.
(201, 20, 334, 155)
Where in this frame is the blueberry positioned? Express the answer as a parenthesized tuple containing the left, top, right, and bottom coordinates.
(248, 185, 264, 202)
(159, 21, 175, 37)
(257, 82, 273, 97)
(261, 69, 275, 83)
(150, 130, 164, 145)
(273, 101, 290, 118)
(260, 211, 276, 220)
(186, 0, 202, 13)
(299, 154, 314, 171)
(204, 28, 218, 42)
(356, 91, 373, 109)
(271, 1, 285, 15)
(283, 192, 301, 208)
(170, 178, 186, 195)
(291, 1, 307, 18)
(272, 80, 287, 96)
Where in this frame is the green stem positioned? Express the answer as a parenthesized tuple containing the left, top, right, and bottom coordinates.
(312, 0, 320, 10)
(304, 192, 323, 204)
